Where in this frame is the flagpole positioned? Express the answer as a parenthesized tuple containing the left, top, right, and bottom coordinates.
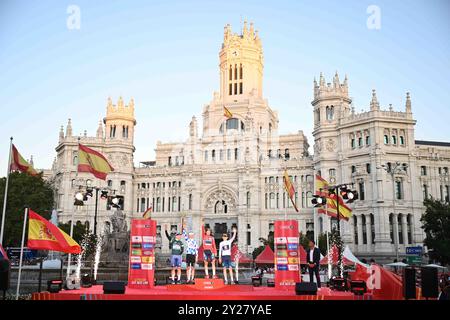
(326, 203, 332, 280)
(16, 206, 29, 300)
(0, 137, 13, 245)
(67, 138, 81, 278)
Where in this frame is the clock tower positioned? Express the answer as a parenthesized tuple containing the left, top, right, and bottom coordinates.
(219, 21, 264, 103)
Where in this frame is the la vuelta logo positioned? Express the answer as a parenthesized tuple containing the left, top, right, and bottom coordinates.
(366, 265, 381, 290)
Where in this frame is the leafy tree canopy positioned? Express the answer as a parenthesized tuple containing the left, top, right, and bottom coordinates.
(0, 172, 54, 247)
(421, 198, 450, 266)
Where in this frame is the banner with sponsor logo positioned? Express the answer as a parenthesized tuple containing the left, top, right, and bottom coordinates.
(128, 219, 157, 289)
(274, 220, 300, 289)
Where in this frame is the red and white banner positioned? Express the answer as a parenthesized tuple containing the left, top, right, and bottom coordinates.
(128, 219, 157, 289)
(274, 220, 300, 289)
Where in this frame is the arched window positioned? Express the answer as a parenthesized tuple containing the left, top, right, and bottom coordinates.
(229, 65, 232, 80)
(362, 215, 367, 244)
(326, 106, 334, 120)
(366, 135, 371, 146)
(226, 118, 239, 130)
(400, 136, 405, 145)
(384, 135, 389, 144)
(234, 64, 238, 80)
(269, 193, 275, 209)
(239, 63, 243, 79)
(306, 191, 313, 207)
(392, 135, 397, 145)
(284, 149, 290, 159)
(188, 194, 192, 210)
(353, 216, 358, 244)
(407, 214, 412, 244)
(72, 151, 78, 165)
(212, 149, 216, 161)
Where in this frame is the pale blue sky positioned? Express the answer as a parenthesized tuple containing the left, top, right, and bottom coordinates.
(0, 0, 449, 173)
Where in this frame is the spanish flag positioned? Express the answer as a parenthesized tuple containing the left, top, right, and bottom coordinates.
(78, 143, 114, 180)
(326, 195, 352, 221)
(142, 206, 152, 219)
(283, 170, 299, 212)
(315, 175, 352, 220)
(27, 209, 81, 254)
(10, 144, 38, 176)
(224, 106, 233, 119)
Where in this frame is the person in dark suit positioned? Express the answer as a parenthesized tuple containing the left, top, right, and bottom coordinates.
(306, 240, 321, 288)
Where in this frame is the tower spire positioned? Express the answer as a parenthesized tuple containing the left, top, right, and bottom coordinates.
(370, 89, 380, 111)
(59, 125, 64, 141)
(319, 72, 325, 87)
(405, 92, 412, 113)
(66, 118, 73, 137)
(97, 120, 103, 138)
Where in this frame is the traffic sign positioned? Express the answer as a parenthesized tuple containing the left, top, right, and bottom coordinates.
(406, 246, 422, 255)
(407, 255, 422, 265)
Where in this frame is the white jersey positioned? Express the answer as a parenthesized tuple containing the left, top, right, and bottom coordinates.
(219, 231, 236, 258)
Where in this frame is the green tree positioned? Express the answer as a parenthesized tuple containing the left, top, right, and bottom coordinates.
(59, 221, 97, 258)
(59, 221, 90, 244)
(0, 172, 54, 247)
(318, 233, 329, 255)
(421, 198, 450, 265)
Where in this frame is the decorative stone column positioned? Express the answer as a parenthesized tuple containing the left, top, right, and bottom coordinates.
(392, 213, 400, 258)
(401, 214, 408, 246)
(357, 215, 364, 251)
(365, 217, 373, 252)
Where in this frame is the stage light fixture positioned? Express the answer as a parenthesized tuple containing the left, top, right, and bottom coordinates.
(81, 273, 93, 288)
(74, 192, 84, 206)
(100, 190, 109, 200)
(311, 195, 327, 207)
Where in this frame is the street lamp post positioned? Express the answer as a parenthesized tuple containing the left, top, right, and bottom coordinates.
(380, 161, 408, 262)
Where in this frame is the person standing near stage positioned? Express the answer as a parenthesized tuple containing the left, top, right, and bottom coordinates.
(218, 227, 237, 284)
(231, 242, 241, 284)
(165, 226, 184, 284)
(306, 239, 321, 288)
(182, 220, 199, 284)
(201, 218, 217, 279)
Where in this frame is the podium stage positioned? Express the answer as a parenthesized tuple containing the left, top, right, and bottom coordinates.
(32, 282, 373, 301)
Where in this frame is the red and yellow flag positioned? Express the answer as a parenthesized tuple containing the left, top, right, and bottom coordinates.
(315, 174, 352, 220)
(142, 206, 152, 219)
(78, 143, 114, 180)
(10, 144, 38, 176)
(27, 209, 81, 254)
(283, 170, 299, 212)
(224, 106, 233, 119)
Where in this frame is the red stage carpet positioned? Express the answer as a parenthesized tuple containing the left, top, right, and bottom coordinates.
(32, 285, 373, 301)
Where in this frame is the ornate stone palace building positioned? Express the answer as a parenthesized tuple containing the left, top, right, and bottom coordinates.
(44, 22, 450, 261)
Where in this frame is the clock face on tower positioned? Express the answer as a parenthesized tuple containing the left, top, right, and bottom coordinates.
(232, 50, 239, 57)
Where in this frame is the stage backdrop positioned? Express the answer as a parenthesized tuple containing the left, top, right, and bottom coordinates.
(128, 219, 157, 289)
(274, 220, 300, 289)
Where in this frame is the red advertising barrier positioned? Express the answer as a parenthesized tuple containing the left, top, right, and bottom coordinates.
(128, 219, 157, 289)
(274, 220, 300, 289)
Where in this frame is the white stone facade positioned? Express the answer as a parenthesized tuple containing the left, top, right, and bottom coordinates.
(45, 22, 450, 261)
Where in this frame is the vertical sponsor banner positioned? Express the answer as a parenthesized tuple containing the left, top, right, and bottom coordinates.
(128, 219, 157, 289)
(274, 220, 300, 289)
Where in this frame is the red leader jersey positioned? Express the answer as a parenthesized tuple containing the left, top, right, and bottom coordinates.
(202, 225, 217, 254)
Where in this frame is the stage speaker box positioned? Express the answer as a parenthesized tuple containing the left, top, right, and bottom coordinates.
(47, 279, 63, 293)
(0, 258, 10, 291)
(403, 267, 416, 300)
(103, 281, 126, 294)
(295, 282, 317, 295)
(421, 267, 439, 299)
(350, 280, 367, 295)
